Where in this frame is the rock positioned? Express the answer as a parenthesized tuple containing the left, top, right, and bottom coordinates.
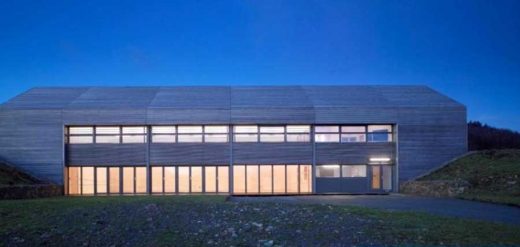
(252, 222, 263, 228)
(258, 240, 274, 247)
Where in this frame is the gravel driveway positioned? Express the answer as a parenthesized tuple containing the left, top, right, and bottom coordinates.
(230, 194, 520, 226)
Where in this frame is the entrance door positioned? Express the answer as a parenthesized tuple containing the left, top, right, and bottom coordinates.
(371, 166, 392, 192)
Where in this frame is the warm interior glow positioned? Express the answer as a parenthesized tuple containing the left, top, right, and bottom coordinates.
(233, 165, 245, 193)
(217, 166, 229, 193)
(123, 167, 134, 193)
(164, 167, 176, 193)
(68, 167, 80, 195)
(191, 167, 202, 193)
(246, 165, 259, 193)
(109, 167, 120, 193)
(96, 167, 107, 193)
(205, 166, 216, 193)
(178, 167, 190, 193)
(135, 167, 147, 193)
(151, 167, 163, 193)
(259, 165, 272, 193)
(273, 165, 285, 193)
(299, 165, 312, 193)
(369, 157, 391, 162)
(286, 165, 299, 193)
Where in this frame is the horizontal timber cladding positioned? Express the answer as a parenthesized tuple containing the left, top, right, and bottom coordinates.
(66, 144, 147, 166)
(315, 142, 395, 164)
(316, 177, 369, 194)
(233, 143, 313, 164)
(0, 109, 64, 184)
(230, 107, 314, 124)
(146, 108, 231, 124)
(62, 109, 148, 125)
(150, 143, 230, 165)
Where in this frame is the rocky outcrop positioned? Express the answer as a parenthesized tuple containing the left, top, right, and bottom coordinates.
(400, 180, 471, 197)
(0, 184, 63, 200)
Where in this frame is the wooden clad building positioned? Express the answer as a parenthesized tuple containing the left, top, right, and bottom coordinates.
(0, 86, 467, 195)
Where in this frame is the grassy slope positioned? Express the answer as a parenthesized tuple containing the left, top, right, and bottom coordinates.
(0, 162, 40, 186)
(1, 196, 519, 246)
(419, 149, 520, 206)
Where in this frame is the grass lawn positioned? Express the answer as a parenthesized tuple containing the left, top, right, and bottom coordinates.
(419, 149, 520, 206)
(1, 196, 519, 246)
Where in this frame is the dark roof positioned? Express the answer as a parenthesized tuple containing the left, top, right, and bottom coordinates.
(1, 86, 464, 110)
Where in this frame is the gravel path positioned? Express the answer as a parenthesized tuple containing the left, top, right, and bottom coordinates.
(230, 194, 520, 226)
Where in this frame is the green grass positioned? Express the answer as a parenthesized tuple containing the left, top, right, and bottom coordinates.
(420, 149, 520, 206)
(1, 196, 519, 246)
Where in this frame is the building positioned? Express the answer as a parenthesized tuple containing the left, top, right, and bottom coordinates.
(0, 86, 467, 195)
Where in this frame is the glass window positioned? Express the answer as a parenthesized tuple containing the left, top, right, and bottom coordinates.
(152, 135, 176, 143)
(123, 135, 147, 143)
(341, 133, 366, 143)
(372, 166, 381, 189)
(69, 127, 93, 135)
(234, 134, 258, 142)
(135, 167, 147, 193)
(316, 165, 340, 178)
(68, 167, 80, 195)
(123, 167, 134, 194)
(81, 167, 94, 195)
(96, 127, 120, 134)
(122, 126, 147, 134)
(260, 126, 285, 133)
(178, 167, 190, 193)
(96, 167, 107, 194)
(152, 126, 176, 134)
(367, 125, 393, 142)
(191, 167, 202, 193)
(382, 166, 392, 191)
(315, 134, 340, 143)
(233, 165, 245, 193)
(164, 167, 176, 193)
(286, 125, 310, 133)
(217, 166, 229, 193)
(96, 135, 120, 144)
(69, 136, 93, 144)
(246, 165, 259, 194)
(367, 125, 392, 133)
(286, 165, 299, 193)
(259, 165, 272, 193)
(273, 165, 285, 193)
(178, 126, 203, 133)
(260, 134, 284, 142)
(286, 134, 310, 142)
(205, 134, 228, 143)
(109, 167, 120, 194)
(300, 165, 312, 193)
(341, 126, 366, 132)
(342, 165, 367, 177)
(205, 166, 217, 193)
(151, 167, 163, 193)
(178, 134, 203, 143)
(234, 125, 258, 133)
(315, 126, 339, 133)
(205, 126, 228, 133)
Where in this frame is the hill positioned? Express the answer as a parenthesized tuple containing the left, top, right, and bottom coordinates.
(469, 121, 520, 150)
(419, 149, 520, 206)
(0, 161, 40, 186)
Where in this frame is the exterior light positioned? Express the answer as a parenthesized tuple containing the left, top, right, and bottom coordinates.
(321, 165, 340, 168)
(369, 157, 391, 162)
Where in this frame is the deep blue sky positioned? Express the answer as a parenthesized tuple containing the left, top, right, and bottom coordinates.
(1, 0, 519, 131)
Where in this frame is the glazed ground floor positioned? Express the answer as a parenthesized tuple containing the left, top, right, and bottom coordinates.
(65, 164, 393, 195)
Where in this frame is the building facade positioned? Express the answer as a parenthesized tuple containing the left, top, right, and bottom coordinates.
(0, 86, 467, 195)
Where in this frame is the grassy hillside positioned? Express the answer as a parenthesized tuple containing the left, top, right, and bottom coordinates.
(419, 149, 520, 206)
(0, 162, 40, 186)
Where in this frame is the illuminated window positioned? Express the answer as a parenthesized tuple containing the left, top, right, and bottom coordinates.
(68, 127, 94, 144)
(191, 166, 202, 193)
(314, 126, 340, 143)
(233, 165, 246, 193)
(234, 125, 258, 142)
(123, 167, 134, 194)
(260, 126, 285, 142)
(205, 166, 217, 193)
(246, 165, 259, 193)
(152, 126, 176, 143)
(382, 166, 392, 191)
(109, 167, 120, 194)
(341, 126, 366, 143)
(151, 167, 163, 193)
(299, 165, 312, 193)
(81, 167, 94, 194)
(367, 125, 393, 142)
(96, 126, 120, 143)
(69, 136, 93, 144)
(122, 126, 147, 143)
(259, 165, 272, 193)
(273, 165, 286, 193)
(342, 165, 367, 177)
(286, 165, 299, 193)
(135, 167, 147, 193)
(316, 165, 340, 177)
(164, 167, 176, 193)
(178, 126, 203, 143)
(178, 167, 190, 193)
(96, 167, 107, 194)
(205, 126, 229, 143)
(286, 125, 311, 142)
(217, 166, 229, 193)
(68, 167, 80, 195)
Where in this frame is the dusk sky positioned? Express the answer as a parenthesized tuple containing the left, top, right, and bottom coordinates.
(0, 0, 519, 131)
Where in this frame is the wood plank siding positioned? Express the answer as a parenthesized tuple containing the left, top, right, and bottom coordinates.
(0, 86, 467, 187)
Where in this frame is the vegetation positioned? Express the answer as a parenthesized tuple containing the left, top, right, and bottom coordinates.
(420, 149, 520, 206)
(0, 162, 40, 186)
(1, 196, 519, 246)
(469, 121, 520, 150)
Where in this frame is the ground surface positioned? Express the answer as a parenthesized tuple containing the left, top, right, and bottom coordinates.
(419, 149, 520, 206)
(231, 194, 520, 226)
(0, 162, 40, 186)
(1, 196, 520, 246)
